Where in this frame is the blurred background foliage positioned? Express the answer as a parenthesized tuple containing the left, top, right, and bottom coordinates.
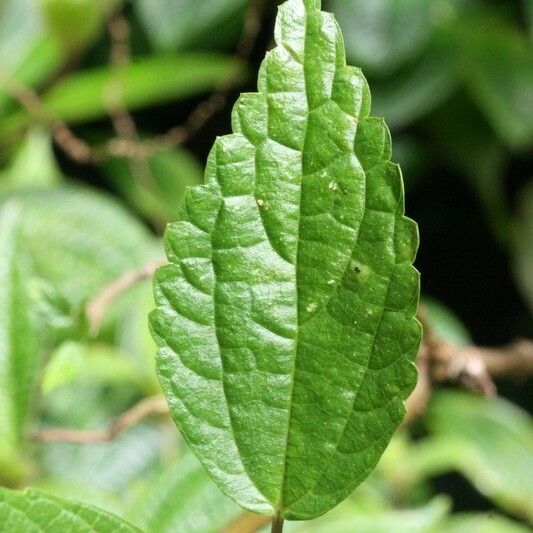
(0, 0, 531, 531)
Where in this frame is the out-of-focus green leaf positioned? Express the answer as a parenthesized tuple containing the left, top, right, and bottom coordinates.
(31, 481, 125, 519)
(513, 182, 533, 312)
(41, 341, 144, 394)
(421, 297, 471, 346)
(135, 0, 246, 52)
(30, 279, 87, 345)
(453, 19, 533, 150)
(0, 54, 245, 132)
(39, 423, 167, 493)
(40, 0, 116, 51)
(423, 392, 533, 521)
(0, 487, 140, 532)
(0, 186, 157, 307)
(151, 0, 420, 520)
(428, 95, 510, 245)
(0, 201, 42, 484)
(287, 496, 450, 532)
(0, 0, 63, 118)
(436, 513, 530, 533)
(103, 146, 203, 227)
(330, 0, 432, 76)
(130, 452, 242, 533)
(38, 342, 168, 494)
(0, 0, 43, 70)
(0, 36, 62, 117)
(0, 128, 62, 191)
(391, 136, 428, 191)
(116, 281, 160, 395)
(371, 43, 459, 129)
(525, 0, 533, 37)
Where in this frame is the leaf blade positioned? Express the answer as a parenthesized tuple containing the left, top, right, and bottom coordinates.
(0, 54, 246, 132)
(130, 452, 242, 533)
(0, 202, 42, 483)
(0, 487, 140, 532)
(151, 0, 420, 520)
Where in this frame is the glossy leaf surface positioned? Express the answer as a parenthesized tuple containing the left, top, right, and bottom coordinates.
(0, 487, 139, 532)
(151, 0, 420, 520)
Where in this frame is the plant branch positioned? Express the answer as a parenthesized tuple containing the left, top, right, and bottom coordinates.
(85, 259, 164, 335)
(0, 1, 265, 164)
(270, 514, 284, 533)
(0, 72, 96, 163)
(45, 270, 533, 453)
(103, 0, 266, 158)
(404, 308, 533, 425)
(34, 395, 168, 444)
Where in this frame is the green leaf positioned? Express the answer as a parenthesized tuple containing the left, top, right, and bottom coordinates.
(370, 43, 459, 129)
(428, 95, 511, 245)
(135, 0, 246, 52)
(116, 281, 161, 395)
(103, 146, 203, 227)
(0, 36, 63, 118)
(40, 0, 116, 51)
(453, 18, 533, 150)
(38, 423, 165, 493)
(287, 496, 450, 532)
(0, 186, 157, 307)
(31, 481, 125, 520)
(151, 0, 420, 520)
(330, 0, 432, 76)
(130, 452, 242, 533)
(391, 136, 428, 191)
(0, 201, 42, 484)
(525, 0, 533, 37)
(0, 0, 63, 117)
(0, 128, 63, 191)
(423, 392, 533, 521)
(0, 54, 246, 132)
(0, 487, 140, 532)
(513, 182, 533, 313)
(435, 513, 530, 533)
(30, 279, 88, 345)
(421, 298, 471, 346)
(41, 341, 145, 394)
(0, 0, 44, 71)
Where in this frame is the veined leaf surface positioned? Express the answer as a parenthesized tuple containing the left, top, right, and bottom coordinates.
(0, 487, 139, 532)
(151, 0, 420, 520)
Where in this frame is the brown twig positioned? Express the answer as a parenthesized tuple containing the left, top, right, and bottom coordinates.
(85, 259, 164, 335)
(403, 307, 533, 426)
(34, 395, 168, 444)
(429, 338, 533, 394)
(103, 0, 266, 158)
(0, 73, 97, 163)
(36, 286, 533, 450)
(403, 342, 432, 426)
(1, 1, 265, 164)
(106, 9, 159, 206)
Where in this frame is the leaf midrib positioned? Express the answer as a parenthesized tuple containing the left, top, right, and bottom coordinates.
(277, 3, 309, 514)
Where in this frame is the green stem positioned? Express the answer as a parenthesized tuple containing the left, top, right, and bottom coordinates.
(271, 513, 284, 533)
